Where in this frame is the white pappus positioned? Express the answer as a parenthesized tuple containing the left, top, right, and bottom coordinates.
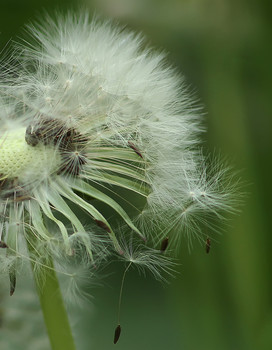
(0, 12, 238, 296)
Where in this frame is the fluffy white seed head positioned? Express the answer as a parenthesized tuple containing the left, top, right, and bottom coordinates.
(0, 12, 238, 293)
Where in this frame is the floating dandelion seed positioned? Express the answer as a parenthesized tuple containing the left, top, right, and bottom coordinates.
(113, 238, 175, 344)
(0, 11, 238, 347)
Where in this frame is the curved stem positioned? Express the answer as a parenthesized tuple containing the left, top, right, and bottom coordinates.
(117, 262, 132, 324)
(27, 241, 76, 350)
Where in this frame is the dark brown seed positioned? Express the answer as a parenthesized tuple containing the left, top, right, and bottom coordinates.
(25, 125, 39, 146)
(14, 195, 31, 203)
(95, 220, 111, 233)
(0, 241, 8, 248)
(9, 270, 16, 296)
(128, 141, 143, 158)
(114, 324, 121, 344)
(160, 237, 169, 252)
(206, 238, 211, 254)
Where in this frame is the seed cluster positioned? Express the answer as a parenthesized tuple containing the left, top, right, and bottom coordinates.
(25, 117, 87, 176)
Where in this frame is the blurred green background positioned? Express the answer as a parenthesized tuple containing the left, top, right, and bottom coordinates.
(0, 0, 271, 349)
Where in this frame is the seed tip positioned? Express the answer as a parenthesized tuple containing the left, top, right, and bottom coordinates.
(206, 238, 211, 254)
(9, 272, 16, 296)
(95, 219, 111, 233)
(0, 241, 8, 248)
(160, 237, 169, 252)
(114, 324, 121, 344)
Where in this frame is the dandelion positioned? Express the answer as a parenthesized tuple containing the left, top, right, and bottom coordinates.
(0, 12, 237, 348)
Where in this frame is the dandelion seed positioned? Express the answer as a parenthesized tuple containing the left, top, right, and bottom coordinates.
(160, 237, 169, 252)
(206, 237, 211, 254)
(115, 261, 132, 337)
(118, 237, 175, 282)
(0, 241, 8, 248)
(95, 220, 111, 233)
(128, 141, 143, 159)
(9, 269, 16, 296)
(114, 324, 121, 344)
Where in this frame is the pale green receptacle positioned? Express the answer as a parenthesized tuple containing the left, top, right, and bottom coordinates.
(0, 127, 61, 182)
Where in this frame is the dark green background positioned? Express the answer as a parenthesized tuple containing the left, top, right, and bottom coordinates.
(1, 1, 271, 349)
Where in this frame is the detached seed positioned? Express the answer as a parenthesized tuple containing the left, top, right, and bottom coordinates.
(114, 324, 121, 344)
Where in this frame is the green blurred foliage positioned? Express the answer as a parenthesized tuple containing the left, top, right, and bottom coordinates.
(1, 1, 271, 349)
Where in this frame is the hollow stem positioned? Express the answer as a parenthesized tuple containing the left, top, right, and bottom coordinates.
(27, 241, 76, 350)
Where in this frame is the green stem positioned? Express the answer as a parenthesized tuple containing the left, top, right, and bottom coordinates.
(28, 243, 76, 350)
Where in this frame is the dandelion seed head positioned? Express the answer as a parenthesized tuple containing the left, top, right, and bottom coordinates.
(0, 12, 239, 293)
